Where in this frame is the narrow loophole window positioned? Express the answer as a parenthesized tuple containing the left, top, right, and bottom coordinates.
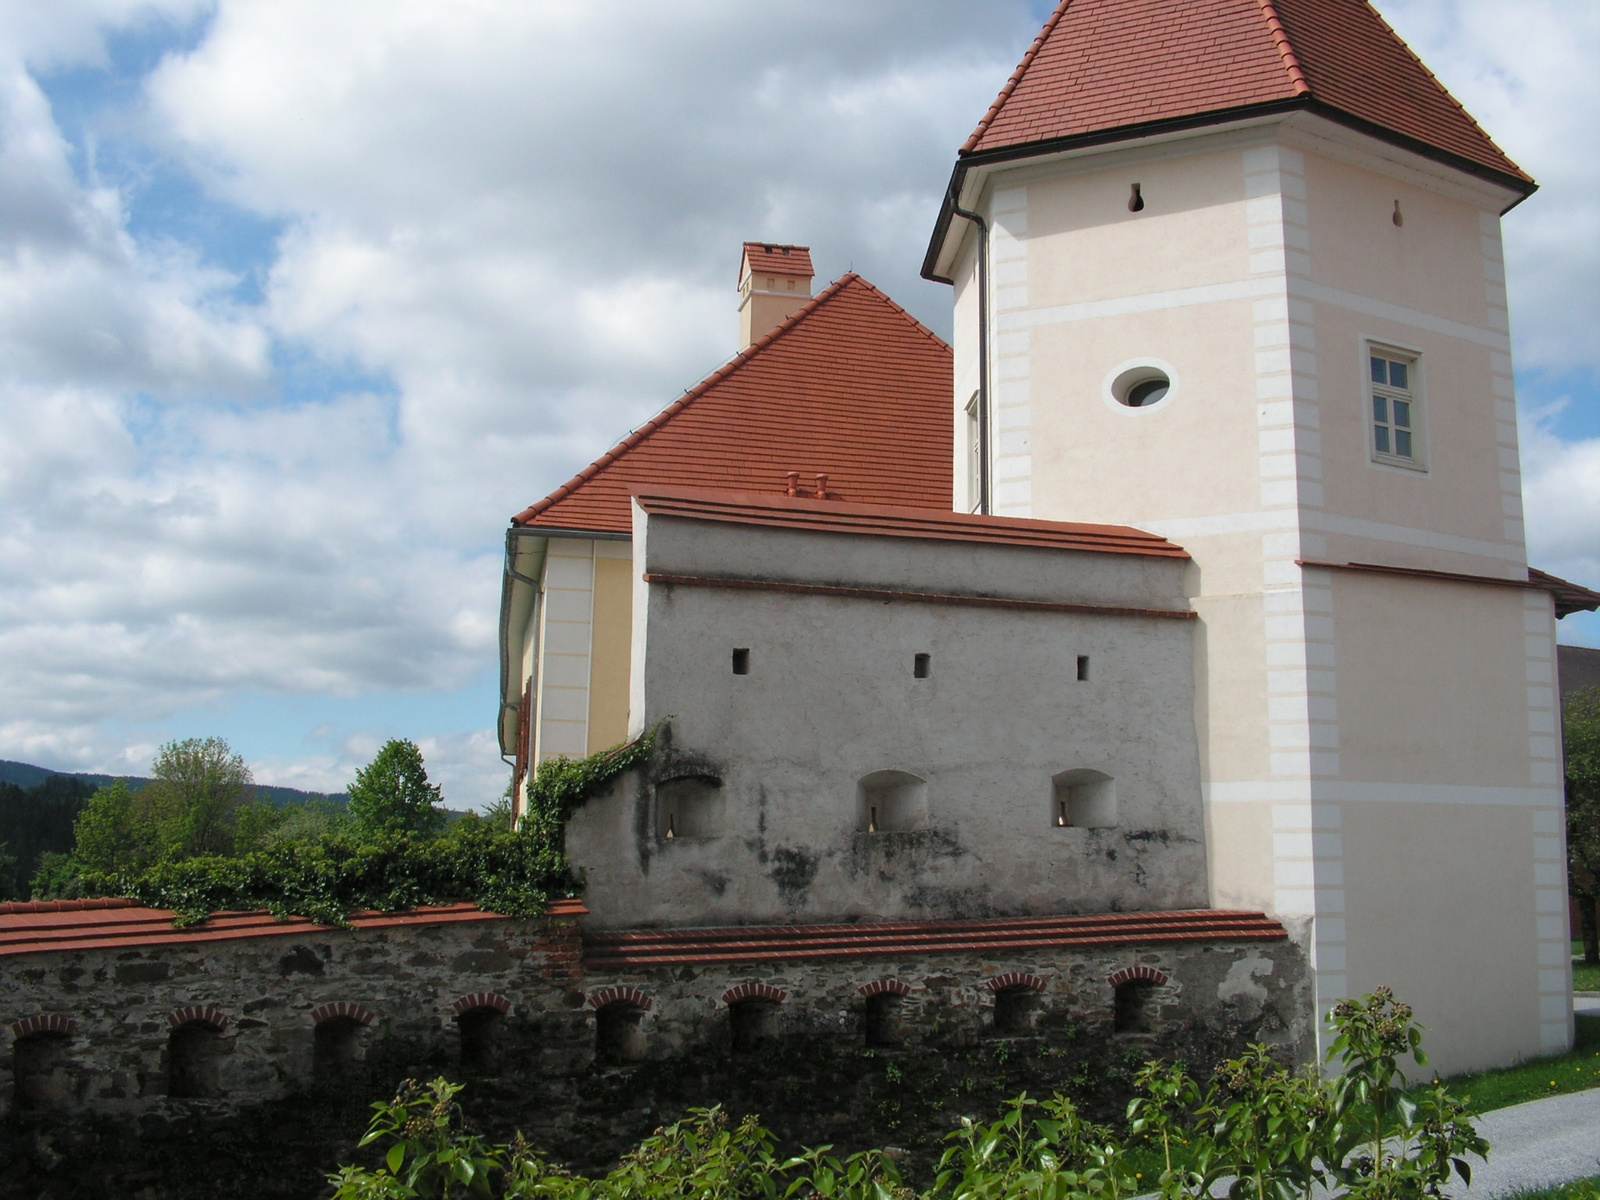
(1127, 183, 1144, 212)
(913, 653, 931, 679)
(731, 648, 750, 675)
(1076, 655, 1090, 682)
(1392, 200, 1403, 227)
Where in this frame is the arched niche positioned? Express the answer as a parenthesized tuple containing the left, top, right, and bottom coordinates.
(857, 770, 927, 833)
(1051, 769, 1117, 828)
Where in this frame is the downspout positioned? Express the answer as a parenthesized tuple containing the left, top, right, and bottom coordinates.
(948, 188, 991, 515)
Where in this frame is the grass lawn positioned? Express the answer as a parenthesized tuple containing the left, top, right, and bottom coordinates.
(1573, 943, 1600, 992)
(1505, 1179, 1600, 1200)
(1435, 1014, 1600, 1113)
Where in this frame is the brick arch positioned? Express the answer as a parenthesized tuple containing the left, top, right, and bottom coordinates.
(167, 1005, 230, 1032)
(451, 993, 511, 1017)
(10, 1014, 77, 1041)
(721, 982, 787, 1006)
(310, 1002, 377, 1027)
(587, 986, 652, 1012)
(1107, 965, 1170, 988)
(986, 972, 1046, 993)
(858, 978, 911, 999)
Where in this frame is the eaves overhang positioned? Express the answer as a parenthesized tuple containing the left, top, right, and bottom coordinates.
(921, 97, 1537, 285)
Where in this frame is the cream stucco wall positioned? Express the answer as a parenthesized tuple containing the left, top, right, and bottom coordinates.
(943, 113, 1564, 1072)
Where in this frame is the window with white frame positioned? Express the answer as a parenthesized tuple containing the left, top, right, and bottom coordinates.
(1369, 348, 1422, 467)
(965, 392, 982, 512)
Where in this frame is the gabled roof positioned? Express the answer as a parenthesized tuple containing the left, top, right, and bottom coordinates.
(513, 274, 953, 535)
(740, 242, 814, 284)
(634, 486, 1189, 559)
(961, 0, 1528, 185)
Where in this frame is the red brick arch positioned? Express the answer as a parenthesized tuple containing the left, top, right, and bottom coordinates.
(167, 1005, 230, 1032)
(587, 986, 652, 1012)
(10, 1014, 77, 1041)
(1107, 966, 1170, 988)
(986, 972, 1046, 993)
(451, 993, 511, 1016)
(311, 1002, 377, 1027)
(721, 982, 787, 1006)
(858, 978, 911, 999)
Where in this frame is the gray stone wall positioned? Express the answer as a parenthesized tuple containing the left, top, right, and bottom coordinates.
(1, 917, 1310, 1121)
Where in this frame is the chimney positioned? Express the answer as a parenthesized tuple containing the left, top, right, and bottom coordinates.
(737, 242, 814, 350)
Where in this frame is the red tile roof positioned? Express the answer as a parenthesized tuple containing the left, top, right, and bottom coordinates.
(0, 897, 587, 958)
(513, 274, 953, 534)
(584, 909, 1286, 969)
(961, 0, 1528, 186)
(633, 486, 1190, 559)
(1530, 568, 1600, 619)
(740, 242, 814, 284)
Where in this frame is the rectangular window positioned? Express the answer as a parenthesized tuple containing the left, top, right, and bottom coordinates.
(965, 392, 982, 513)
(1369, 348, 1423, 468)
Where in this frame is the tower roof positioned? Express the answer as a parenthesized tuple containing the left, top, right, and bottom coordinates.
(961, 0, 1528, 185)
(512, 274, 952, 534)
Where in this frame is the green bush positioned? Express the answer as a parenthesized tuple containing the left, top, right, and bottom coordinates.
(71, 730, 656, 926)
(328, 990, 1489, 1200)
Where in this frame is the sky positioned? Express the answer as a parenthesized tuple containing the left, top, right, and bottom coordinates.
(0, 1, 1595, 809)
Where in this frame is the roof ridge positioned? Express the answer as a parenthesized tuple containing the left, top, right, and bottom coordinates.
(1256, 0, 1311, 96)
(512, 274, 948, 528)
(960, 0, 1072, 156)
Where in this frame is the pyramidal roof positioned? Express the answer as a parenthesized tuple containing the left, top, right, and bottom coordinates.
(961, 0, 1528, 186)
(513, 274, 953, 534)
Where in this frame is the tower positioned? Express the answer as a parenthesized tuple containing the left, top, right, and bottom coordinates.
(924, 0, 1574, 1072)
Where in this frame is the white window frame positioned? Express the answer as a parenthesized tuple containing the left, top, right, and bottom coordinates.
(964, 392, 982, 513)
(1367, 343, 1426, 471)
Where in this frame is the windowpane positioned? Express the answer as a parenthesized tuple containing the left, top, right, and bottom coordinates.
(1389, 361, 1408, 389)
(1372, 395, 1388, 422)
(1393, 400, 1411, 428)
(1395, 429, 1412, 457)
(1371, 356, 1386, 383)
(1374, 425, 1390, 454)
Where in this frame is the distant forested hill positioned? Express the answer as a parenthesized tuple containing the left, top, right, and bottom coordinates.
(0, 760, 347, 808)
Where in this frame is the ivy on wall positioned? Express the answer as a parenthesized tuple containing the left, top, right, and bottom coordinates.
(83, 729, 657, 927)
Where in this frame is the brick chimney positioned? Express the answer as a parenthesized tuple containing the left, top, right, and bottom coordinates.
(738, 242, 814, 350)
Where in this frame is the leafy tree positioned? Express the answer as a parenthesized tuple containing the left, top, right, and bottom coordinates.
(29, 852, 85, 901)
(1566, 685, 1600, 964)
(0, 841, 18, 901)
(73, 781, 160, 874)
(138, 736, 254, 859)
(348, 740, 446, 840)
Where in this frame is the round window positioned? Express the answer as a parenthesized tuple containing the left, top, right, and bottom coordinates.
(1103, 360, 1180, 413)
(1125, 377, 1169, 407)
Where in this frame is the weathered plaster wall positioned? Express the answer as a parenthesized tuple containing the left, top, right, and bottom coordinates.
(572, 509, 1206, 929)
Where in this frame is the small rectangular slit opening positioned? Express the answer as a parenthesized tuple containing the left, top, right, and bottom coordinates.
(913, 653, 931, 679)
(732, 648, 750, 675)
(1076, 655, 1090, 682)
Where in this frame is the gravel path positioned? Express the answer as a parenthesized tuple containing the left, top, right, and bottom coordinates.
(1459, 1086, 1600, 1198)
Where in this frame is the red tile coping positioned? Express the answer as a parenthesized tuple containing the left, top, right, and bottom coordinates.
(583, 909, 1286, 969)
(513, 274, 952, 535)
(0, 898, 587, 958)
(961, 0, 1527, 187)
(633, 486, 1189, 560)
(741, 243, 814, 283)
